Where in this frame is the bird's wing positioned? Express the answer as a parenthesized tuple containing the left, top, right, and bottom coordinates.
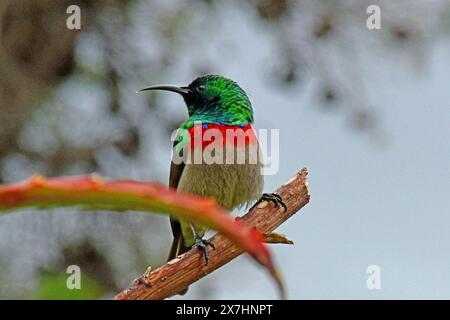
(169, 159, 184, 189)
(167, 144, 190, 261)
(169, 135, 187, 188)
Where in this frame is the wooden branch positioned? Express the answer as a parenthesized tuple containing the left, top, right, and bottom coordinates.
(114, 168, 310, 300)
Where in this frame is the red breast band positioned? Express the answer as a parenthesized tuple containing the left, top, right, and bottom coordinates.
(186, 124, 257, 150)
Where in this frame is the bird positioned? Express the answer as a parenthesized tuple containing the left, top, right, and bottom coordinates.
(139, 75, 285, 292)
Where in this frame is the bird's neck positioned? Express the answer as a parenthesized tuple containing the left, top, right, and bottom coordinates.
(181, 110, 253, 129)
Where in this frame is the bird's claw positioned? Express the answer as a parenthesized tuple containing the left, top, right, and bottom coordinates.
(255, 193, 287, 211)
(194, 235, 215, 265)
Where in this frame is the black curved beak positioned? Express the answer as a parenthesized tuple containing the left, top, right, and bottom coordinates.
(137, 85, 191, 96)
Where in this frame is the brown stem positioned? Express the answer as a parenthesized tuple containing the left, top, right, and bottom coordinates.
(114, 168, 310, 300)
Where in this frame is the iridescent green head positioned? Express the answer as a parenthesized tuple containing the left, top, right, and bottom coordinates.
(139, 75, 253, 128)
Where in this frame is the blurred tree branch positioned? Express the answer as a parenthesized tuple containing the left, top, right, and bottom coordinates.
(0, 0, 102, 155)
(115, 168, 310, 300)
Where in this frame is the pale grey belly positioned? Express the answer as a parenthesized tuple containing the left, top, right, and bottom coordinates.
(177, 162, 263, 211)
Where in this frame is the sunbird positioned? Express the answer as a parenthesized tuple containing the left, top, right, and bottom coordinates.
(140, 75, 285, 278)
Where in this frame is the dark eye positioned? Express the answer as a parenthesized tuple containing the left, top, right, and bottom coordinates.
(197, 85, 205, 92)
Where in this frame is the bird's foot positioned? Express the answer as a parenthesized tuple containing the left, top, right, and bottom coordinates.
(194, 235, 215, 266)
(252, 193, 287, 211)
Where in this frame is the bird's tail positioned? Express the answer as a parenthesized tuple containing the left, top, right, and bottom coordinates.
(167, 229, 191, 261)
(168, 218, 191, 295)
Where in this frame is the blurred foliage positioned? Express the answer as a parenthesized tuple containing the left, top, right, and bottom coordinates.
(31, 271, 105, 300)
(0, 0, 449, 299)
